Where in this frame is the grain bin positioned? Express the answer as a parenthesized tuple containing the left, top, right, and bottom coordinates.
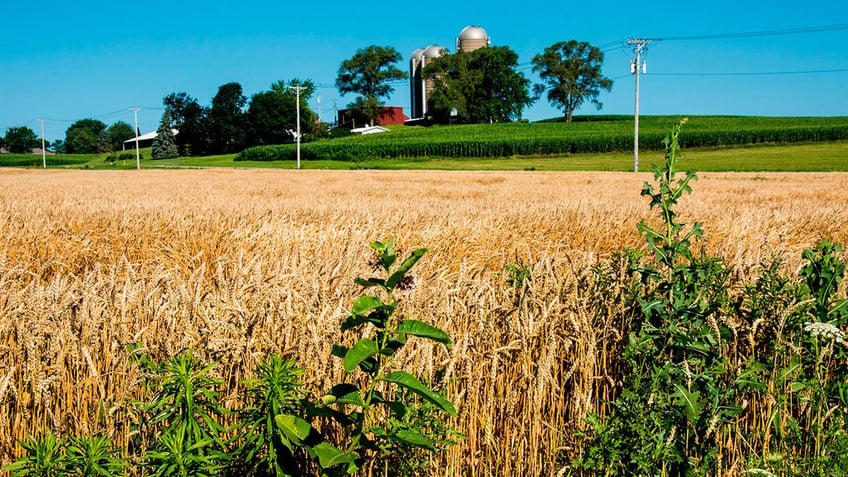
(456, 25, 490, 52)
(410, 48, 425, 120)
(409, 45, 445, 119)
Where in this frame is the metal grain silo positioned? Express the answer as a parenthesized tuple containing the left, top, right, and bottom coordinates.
(409, 45, 445, 119)
(456, 25, 490, 52)
(410, 48, 425, 119)
(421, 45, 446, 118)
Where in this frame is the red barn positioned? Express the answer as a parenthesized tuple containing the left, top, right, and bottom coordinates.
(337, 106, 409, 128)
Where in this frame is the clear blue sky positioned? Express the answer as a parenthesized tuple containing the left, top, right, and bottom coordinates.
(2, 0, 847, 142)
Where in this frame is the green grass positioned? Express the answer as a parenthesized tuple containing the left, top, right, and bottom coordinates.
(3, 116, 846, 172)
(321, 141, 848, 171)
(3, 142, 846, 172)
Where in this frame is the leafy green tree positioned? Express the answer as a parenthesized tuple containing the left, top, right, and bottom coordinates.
(106, 121, 135, 152)
(70, 128, 97, 155)
(65, 119, 106, 154)
(51, 139, 66, 154)
(532, 40, 613, 123)
(208, 82, 247, 154)
(336, 45, 407, 125)
(247, 79, 317, 146)
(163, 92, 209, 156)
(152, 110, 179, 160)
(3, 126, 39, 153)
(424, 46, 533, 123)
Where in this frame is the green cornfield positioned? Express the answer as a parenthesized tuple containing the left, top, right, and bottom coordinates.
(236, 116, 848, 162)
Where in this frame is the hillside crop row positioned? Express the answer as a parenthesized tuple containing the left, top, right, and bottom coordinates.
(237, 116, 848, 162)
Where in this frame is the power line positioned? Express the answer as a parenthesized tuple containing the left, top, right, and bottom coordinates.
(659, 23, 848, 42)
(651, 68, 848, 77)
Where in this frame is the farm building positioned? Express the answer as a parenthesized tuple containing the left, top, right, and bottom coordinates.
(409, 25, 491, 120)
(122, 129, 178, 150)
(337, 106, 408, 129)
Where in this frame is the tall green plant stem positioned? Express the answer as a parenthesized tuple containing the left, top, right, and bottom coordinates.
(347, 289, 395, 456)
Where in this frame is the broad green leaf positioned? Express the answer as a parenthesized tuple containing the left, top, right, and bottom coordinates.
(386, 248, 427, 289)
(326, 383, 364, 406)
(370, 392, 408, 418)
(381, 370, 456, 416)
(392, 429, 436, 451)
(790, 381, 806, 393)
(385, 334, 408, 353)
(672, 383, 703, 421)
(331, 344, 348, 359)
(380, 237, 397, 270)
(396, 320, 452, 350)
(355, 277, 386, 289)
(313, 442, 356, 469)
(341, 314, 368, 332)
(344, 338, 379, 373)
(275, 413, 314, 445)
(351, 296, 383, 316)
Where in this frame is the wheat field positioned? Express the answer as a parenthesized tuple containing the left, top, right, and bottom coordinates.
(0, 168, 846, 475)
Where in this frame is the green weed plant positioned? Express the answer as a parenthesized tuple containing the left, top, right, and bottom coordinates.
(570, 119, 848, 476)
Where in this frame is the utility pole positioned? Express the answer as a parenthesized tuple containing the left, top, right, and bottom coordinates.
(628, 38, 653, 173)
(289, 86, 303, 169)
(130, 107, 141, 169)
(38, 118, 46, 168)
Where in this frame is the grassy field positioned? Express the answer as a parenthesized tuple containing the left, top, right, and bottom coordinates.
(0, 168, 846, 474)
(3, 115, 846, 172)
(4, 140, 848, 172)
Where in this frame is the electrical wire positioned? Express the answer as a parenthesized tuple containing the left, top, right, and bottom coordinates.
(659, 23, 848, 41)
(651, 68, 848, 77)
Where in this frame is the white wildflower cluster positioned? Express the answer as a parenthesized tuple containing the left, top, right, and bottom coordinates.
(803, 321, 847, 345)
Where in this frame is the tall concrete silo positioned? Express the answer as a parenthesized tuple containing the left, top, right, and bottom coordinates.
(409, 48, 425, 120)
(456, 25, 490, 52)
(409, 45, 446, 119)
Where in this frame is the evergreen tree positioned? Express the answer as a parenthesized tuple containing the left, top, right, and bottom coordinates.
(97, 130, 112, 154)
(151, 110, 179, 160)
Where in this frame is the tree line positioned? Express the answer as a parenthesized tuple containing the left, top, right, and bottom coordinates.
(339, 39, 613, 125)
(2, 38, 612, 157)
(0, 120, 135, 155)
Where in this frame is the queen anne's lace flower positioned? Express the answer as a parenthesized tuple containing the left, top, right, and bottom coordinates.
(804, 321, 847, 345)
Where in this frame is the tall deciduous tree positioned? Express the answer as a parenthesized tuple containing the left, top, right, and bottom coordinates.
(3, 126, 39, 153)
(208, 82, 246, 154)
(152, 110, 179, 160)
(65, 119, 107, 154)
(424, 46, 533, 123)
(70, 129, 97, 155)
(164, 92, 208, 156)
(532, 40, 613, 123)
(336, 45, 407, 125)
(247, 79, 317, 146)
(106, 121, 135, 152)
